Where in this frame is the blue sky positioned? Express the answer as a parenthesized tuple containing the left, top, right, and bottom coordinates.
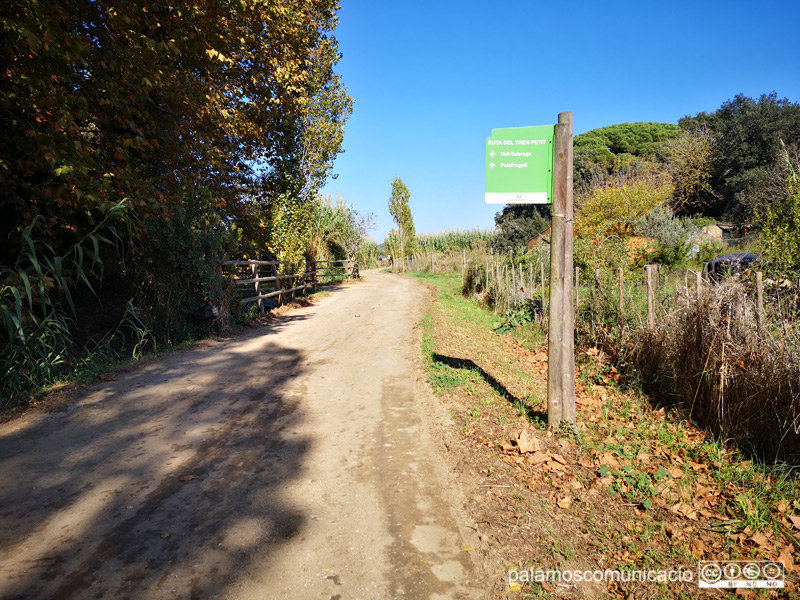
(320, 0, 800, 242)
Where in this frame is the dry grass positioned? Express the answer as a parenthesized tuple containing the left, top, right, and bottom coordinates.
(625, 280, 800, 462)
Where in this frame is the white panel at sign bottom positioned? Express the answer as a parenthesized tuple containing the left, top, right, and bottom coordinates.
(484, 192, 550, 204)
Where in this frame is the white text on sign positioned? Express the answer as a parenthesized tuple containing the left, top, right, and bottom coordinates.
(487, 139, 548, 146)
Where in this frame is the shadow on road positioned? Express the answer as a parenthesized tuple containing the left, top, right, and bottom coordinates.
(0, 327, 312, 599)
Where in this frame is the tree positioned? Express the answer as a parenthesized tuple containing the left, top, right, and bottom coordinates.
(575, 168, 674, 239)
(0, 0, 351, 262)
(573, 122, 681, 189)
(492, 205, 550, 253)
(658, 128, 719, 215)
(388, 177, 415, 270)
(756, 144, 800, 277)
(679, 93, 800, 219)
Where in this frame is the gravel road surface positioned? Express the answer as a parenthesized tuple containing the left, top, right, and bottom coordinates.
(0, 271, 486, 599)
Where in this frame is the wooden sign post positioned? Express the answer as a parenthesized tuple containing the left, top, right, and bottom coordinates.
(485, 112, 576, 429)
(547, 112, 576, 428)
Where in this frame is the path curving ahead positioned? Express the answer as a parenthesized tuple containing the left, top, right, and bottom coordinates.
(0, 271, 485, 599)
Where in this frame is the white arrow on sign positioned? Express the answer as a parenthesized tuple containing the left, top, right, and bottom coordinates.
(490, 151, 496, 157)
(489, 162, 496, 168)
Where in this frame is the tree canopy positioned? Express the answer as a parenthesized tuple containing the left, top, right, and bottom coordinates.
(1, 0, 351, 260)
(492, 205, 550, 253)
(679, 93, 800, 220)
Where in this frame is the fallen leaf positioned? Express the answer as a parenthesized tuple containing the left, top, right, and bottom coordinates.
(179, 475, 198, 482)
(788, 515, 800, 530)
(160, 531, 170, 539)
(515, 430, 539, 454)
(354, 314, 360, 317)
(778, 545, 795, 573)
(549, 453, 567, 465)
(99, 374, 115, 381)
(600, 451, 619, 467)
(557, 495, 573, 509)
(750, 531, 771, 548)
(665, 523, 681, 538)
(667, 465, 684, 479)
(499, 441, 515, 452)
(527, 451, 549, 466)
(461, 546, 474, 552)
(508, 582, 522, 592)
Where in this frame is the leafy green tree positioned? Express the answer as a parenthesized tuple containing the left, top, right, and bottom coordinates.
(1, 0, 350, 260)
(492, 206, 550, 253)
(573, 122, 680, 189)
(680, 93, 800, 219)
(388, 177, 415, 269)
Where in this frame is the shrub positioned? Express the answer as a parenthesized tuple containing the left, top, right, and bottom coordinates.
(623, 281, 800, 462)
(756, 144, 800, 277)
(576, 169, 674, 239)
(634, 206, 697, 265)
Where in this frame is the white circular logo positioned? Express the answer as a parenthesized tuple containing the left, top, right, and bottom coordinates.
(700, 562, 722, 583)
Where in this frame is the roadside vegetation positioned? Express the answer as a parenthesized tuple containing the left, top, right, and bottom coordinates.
(411, 271, 799, 598)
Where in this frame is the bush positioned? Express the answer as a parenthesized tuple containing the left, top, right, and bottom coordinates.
(136, 200, 239, 341)
(634, 206, 696, 265)
(623, 281, 800, 462)
(756, 144, 800, 277)
(576, 169, 674, 239)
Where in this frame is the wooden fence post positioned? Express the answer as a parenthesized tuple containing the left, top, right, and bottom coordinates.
(575, 266, 580, 310)
(540, 262, 545, 313)
(756, 271, 764, 332)
(618, 267, 624, 332)
(529, 263, 533, 300)
(594, 268, 601, 314)
(274, 263, 283, 307)
(251, 263, 264, 316)
(512, 263, 518, 306)
(696, 271, 702, 300)
(646, 265, 655, 329)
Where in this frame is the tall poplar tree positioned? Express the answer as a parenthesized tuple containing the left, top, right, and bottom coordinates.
(388, 176, 415, 271)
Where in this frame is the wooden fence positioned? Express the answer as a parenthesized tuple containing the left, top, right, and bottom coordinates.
(224, 259, 358, 316)
(448, 256, 774, 332)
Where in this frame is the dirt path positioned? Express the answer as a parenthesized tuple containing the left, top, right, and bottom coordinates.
(0, 271, 487, 600)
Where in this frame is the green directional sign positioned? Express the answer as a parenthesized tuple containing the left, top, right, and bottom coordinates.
(485, 125, 555, 204)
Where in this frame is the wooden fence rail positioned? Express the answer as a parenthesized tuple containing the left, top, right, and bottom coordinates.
(223, 259, 358, 316)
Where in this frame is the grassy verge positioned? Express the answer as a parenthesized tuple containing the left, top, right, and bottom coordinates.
(412, 271, 799, 599)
